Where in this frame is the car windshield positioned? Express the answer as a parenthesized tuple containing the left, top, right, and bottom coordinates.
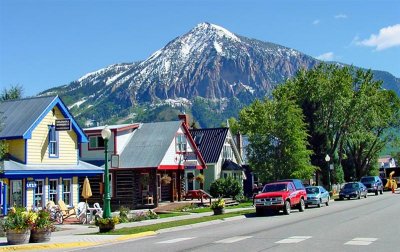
(262, 183, 287, 192)
(343, 183, 358, 189)
(306, 187, 320, 194)
(361, 177, 374, 183)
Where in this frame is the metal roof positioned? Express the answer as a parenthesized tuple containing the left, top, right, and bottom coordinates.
(189, 128, 228, 163)
(0, 96, 88, 142)
(119, 121, 182, 168)
(0, 96, 56, 139)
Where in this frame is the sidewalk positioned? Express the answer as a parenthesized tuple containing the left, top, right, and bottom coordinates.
(0, 207, 253, 251)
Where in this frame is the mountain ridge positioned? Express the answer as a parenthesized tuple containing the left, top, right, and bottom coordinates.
(40, 22, 400, 127)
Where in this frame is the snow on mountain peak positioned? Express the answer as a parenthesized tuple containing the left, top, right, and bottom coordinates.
(194, 22, 240, 42)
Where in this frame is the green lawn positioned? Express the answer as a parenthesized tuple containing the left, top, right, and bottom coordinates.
(106, 209, 255, 235)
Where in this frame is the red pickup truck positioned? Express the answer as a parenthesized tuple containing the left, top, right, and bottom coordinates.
(254, 181, 307, 215)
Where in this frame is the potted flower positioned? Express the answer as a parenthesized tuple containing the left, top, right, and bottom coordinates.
(161, 174, 171, 185)
(210, 198, 225, 215)
(195, 174, 205, 184)
(95, 216, 120, 233)
(30, 210, 55, 243)
(3, 207, 37, 245)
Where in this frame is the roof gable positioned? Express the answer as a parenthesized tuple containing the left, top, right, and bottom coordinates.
(190, 128, 228, 163)
(0, 96, 88, 142)
(119, 121, 182, 168)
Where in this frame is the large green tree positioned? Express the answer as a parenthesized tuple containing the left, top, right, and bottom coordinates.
(238, 98, 316, 183)
(274, 64, 400, 182)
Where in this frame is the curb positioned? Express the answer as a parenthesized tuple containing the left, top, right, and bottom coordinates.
(0, 231, 157, 251)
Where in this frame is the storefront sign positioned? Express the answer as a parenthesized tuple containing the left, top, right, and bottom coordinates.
(55, 119, 71, 131)
(26, 181, 37, 189)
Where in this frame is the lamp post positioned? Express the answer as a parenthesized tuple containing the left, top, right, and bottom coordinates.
(101, 125, 112, 218)
(325, 154, 331, 191)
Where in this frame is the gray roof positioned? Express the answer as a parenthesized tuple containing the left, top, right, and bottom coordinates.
(0, 96, 56, 139)
(119, 121, 182, 168)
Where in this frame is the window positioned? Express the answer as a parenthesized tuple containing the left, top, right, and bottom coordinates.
(10, 180, 23, 207)
(34, 180, 44, 209)
(48, 126, 58, 157)
(223, 145, 233, 160)
(88, 135, 105, 150)
(62, 179, 72, 205)
(49, 179, 58, 203)
(176, 134, 187, 152)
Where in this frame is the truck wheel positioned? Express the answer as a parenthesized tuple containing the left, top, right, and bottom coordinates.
(298, 198, 305, 212)
(283, 200, 291, 215)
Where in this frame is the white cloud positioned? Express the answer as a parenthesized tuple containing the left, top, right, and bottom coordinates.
(312, 19, 320, 25)
(356, 24, 400, 51)
(334, 14, 347, 19)
(316, 52, 335, 61)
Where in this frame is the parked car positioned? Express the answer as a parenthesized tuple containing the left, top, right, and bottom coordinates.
(305, 186, 330, 208)
(254, 181, 307, 215)
(360, 176, 383, 195)
(339, 182, 368, 200)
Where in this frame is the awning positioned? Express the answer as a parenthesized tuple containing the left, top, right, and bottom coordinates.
(222, 160, 243, 171)
(0, 160, 104, 179)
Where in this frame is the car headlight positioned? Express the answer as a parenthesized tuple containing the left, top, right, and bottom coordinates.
(255, 199, 262, 203)
(275, 197, 283, 201)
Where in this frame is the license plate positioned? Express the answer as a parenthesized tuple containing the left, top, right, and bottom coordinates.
(345, 195, 349, 197)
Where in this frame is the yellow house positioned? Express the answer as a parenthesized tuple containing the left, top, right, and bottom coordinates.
(0, 96, 103, 211)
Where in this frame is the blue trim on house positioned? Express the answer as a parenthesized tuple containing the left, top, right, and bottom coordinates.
(22, 96, 88, 143)
(24, 139, 27, 164)
(1, 170, 103, 180)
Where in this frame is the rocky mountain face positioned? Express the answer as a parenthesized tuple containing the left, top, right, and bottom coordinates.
(40, 22, 400, 127)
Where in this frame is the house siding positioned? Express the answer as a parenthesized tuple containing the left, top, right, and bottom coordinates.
(7, 139, 25, 163)
(27, 106, 78, 165)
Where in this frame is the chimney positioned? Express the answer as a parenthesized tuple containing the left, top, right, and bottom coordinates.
(178, 114, 189, 127)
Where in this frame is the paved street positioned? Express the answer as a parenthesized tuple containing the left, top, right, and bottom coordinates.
(71, 192, 400, 252)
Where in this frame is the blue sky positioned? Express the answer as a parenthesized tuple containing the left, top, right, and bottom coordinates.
(1, 0, 399, 97)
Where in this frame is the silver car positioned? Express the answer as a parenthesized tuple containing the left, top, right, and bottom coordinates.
(305, 186, 330, 208)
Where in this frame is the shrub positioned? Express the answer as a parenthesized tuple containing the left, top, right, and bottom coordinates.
(210, 177, 243, 198)
(119, 206, 130, 223)
(32, 210, 55, 232)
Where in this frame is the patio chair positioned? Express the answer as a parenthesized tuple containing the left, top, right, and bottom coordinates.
(77, 202, 89, 224)
(142, 191, 154, 205)
(93, 202, 103, 218)
(58, 199, 77, 220)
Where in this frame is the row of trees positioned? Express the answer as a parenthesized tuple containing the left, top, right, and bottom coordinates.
(236, 64, 400, 186)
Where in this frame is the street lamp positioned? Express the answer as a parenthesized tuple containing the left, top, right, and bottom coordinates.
(101, 125, 112, 218)
(325, 154, 331, 191)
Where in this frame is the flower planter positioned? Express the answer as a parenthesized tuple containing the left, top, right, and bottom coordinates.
(6, 229, 30, 245)
(30, 229, 52, 243)
(213, 208, 225, 215)
(98, 222, 115, 233)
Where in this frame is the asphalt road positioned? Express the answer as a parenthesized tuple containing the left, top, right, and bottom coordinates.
(72, 191, 400, 252)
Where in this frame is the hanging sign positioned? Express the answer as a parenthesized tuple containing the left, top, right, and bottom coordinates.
(55, 119, 71, 131)
(26, 181, 37, 189)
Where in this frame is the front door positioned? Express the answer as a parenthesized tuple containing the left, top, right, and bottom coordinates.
(186, 172, 194, 191)
(10, 180, 23, 207)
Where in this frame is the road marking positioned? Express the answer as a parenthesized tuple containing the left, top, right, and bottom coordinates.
(214, 236, 252, 243)
(345, 237, 378, 246)
(157, 237, 195, 244)
(275, 236, 312, 244)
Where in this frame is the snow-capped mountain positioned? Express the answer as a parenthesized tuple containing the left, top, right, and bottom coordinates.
(41, 22, 400, 126)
